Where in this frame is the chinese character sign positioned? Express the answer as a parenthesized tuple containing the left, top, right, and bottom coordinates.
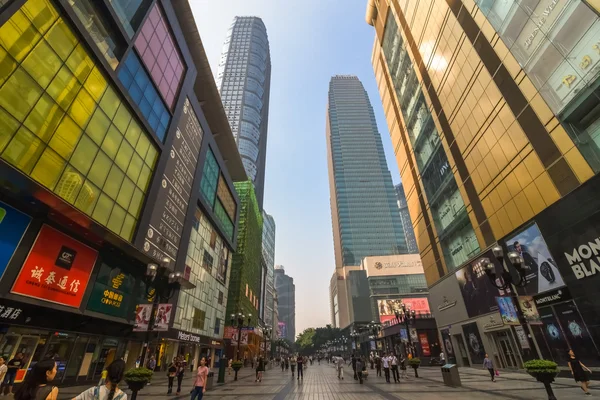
(11, 225, 97, 307)
(133, 304, 152, 332)
(153, 303, 172, 331)
(419, 333, 431, 356)
(86, 263, 135, 319)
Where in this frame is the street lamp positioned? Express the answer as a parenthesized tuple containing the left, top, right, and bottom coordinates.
(230, 312, 253, 365)
(394, 304, 417, 357)
(482, 245, 528, 289)
(262, 326, 272, 360)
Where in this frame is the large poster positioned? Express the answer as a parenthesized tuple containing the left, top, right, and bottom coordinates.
(462, 322, 486, 364)
(86, 263, 136, 319)
(0, 202, 31, 279)
(539, 307, 570, 364)
(554, 301, 597, 365)
(496, 297, 520, 325)
(456, 250, 511, 318)
(134, 304, 152, 332)
(377, 298, 430, 322)
(440, 329, 454, 357)
(518, 296, 542, 325)
(504, 223, 565, 295)
(11, 225, 97, 307)
(153, 304, 173, 331)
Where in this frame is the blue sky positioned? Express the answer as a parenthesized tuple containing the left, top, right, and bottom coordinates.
(190, 0, 401, 335)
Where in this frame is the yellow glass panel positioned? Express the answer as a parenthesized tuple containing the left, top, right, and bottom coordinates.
(135, 134, 150, 159)
(44, 19, 77, 61)
(48, 115, 82, 159)
(101, 125, 122, 158)
(115, 140, 133, 172)
(129, 187, 144, 216)
(68, 88, 95, 128)
(0, 107, 22, 153)
(22, 39, 61, 89)
(24, 93, 64, 142)
(126, 153, 143, 182)
(84, 67, 107, 102)
(137, 164, 151, 191)
(124, 119, 141, 146)
(92, 193, 113, 225)
(1, 126, 44, 174)
(30, 147, 65, 190)
(75, 179, 99, 215)
(70, 135, 98, 175)
(0, 67, 43, 121)
(22, 0, 59, 34)
(86, 108, 110, 145)
(0, 10, 42, 62)
(0, 47, 17, 87)
(55, 165, 84, 204)
(144, 145, 157, 168)
(120, 214, 136, 241)
(99, 86, 119, 119)
(113, 103, 131, 133)
(47, 65, 81, 110)
(107, 204, 126, 234)
(116, 177, 134, 209)
(103, 164, 124, 199)
(66, 44, 93, 83)
(87, 150, 111, 187)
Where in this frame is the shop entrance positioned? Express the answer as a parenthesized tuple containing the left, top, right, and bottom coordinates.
(454, 334, 470, 367)
(497, 333, 518, 368)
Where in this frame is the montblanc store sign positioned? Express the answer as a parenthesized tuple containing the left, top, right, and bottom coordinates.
(533, 287, 572, 308)
(565, 237, 600, 279)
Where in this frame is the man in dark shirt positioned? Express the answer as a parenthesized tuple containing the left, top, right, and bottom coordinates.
(5, 353, 23, 395)
(296, 355, 304, 380)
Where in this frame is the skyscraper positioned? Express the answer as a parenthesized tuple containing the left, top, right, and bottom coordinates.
(274, 266, 295, 343)
(261, 211, 276, 329)
(217, 16, 271, 208)
(395, 184, 418, 253)
(326, 75, 407, 328)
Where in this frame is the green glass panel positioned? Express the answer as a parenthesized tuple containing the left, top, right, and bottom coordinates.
(0, 47, 17, 87)
(88, 150, 111, 187)
(66, 44, 93, 83)
(84, 67, 107, 102)
(92, 193, 113, 225)
(116, 176, 134, 209)
(86, 108, 110, 145)
(55, 165, 84, 204)
(115, 140, 133, 171)
(137, 164, 151, 191)
(24, 93, 64, 143)
(48, 115, 82, 159)
(22, 0, 59, 34)
(47, 65, 81, 110)
(135, 134, 150, 159)
(120, 213, 136, 241)
(103, 164, 124, 199)
(126, 153, 143, 182)
(0, 67, 43, 121)
(2, 126, 44, 174)
(0, 11, 42, 62)
(75, 179, 99, 215)
(70, 134, 98, 175)
(101, 125, 122, 158)
(124, 119, 141, 146)
(129, 187, 143, 216)
(0, 107, 20, 153)
(144, 145, 157, 168)
(113, 103, 131, 133)
(30, 147, 65, 190)
(68, 87, 95, 128)
(107, 204, 125, 234)
(21, 39, 61, 89)
(44, 19, 77, 61)
(99, 86, 119, 119)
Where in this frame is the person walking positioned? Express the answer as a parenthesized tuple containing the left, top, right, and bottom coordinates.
(356, 357, 364, 384)
(255, 357, 265, 383)
(285, 357, 290, 371)
(74, 359, 127, 400)
(5, 352, 24, 396)
(14, 359, 57, 400)
(568, 349, 592, 395)
(335, 355, 344, 380)
(391, 353, 399, 383)
(483, 354, 496, 382)
(281, 358, 285, 372)
(167, 360, 177, 394)
(440, 351, 446, 365)
(190, 357, 209, 400)
(375, 354, 382, 377)
(351, 353, 358, 380)
(400, 354, 408, 379)
(297, 355, 304, 380)
(176, 357, 185, 395)
(0, 357, 7, 395)
(382, 353, 391, 383)
(228, 359, 232, 376)
(290, 356, 296, 378)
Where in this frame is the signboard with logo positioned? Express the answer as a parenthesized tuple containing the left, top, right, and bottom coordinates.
(174, 330, 201, 343)
(428, 274, 469, 327)
(496, 297, 520, 325)
(518, 296, 542, 325)
(533, 287, 572, 308)
(377, 298, 430, 323)
(11, 225, 97, 307)
(362, 254, 423, 277)
(419, 333, 431, 356)
(134, 304, 152, 332)
(86, 263, 135, 319)
(0, 202, 31, 280)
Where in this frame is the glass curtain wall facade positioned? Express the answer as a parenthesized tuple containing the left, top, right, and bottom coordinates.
(261, 211, 276, 329)
(274, 266, 295, 343)
(395, 183, 418, 253)
(216, 17, 271, 208)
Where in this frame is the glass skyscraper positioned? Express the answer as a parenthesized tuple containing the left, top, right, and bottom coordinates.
(395, 183, 418, 253)
(217, 17, 271, 208)
(261, 211, 276, 330)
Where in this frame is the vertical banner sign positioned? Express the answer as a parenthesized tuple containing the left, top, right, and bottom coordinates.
(440, 329, 454, 357)
(153, 303, 173, 331)
(138, 98, 203, 263)
(0, 202, 31, 279)
(134, 304, 153, 332)
(419, 333, 431, 356)
(514, 326, 531, 350)
(517, 296, 542, 325)
(11, 225, 97, 307)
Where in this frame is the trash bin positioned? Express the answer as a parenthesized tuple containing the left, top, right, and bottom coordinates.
(205, 371, 215, 390)
(441, 364, 461, 387)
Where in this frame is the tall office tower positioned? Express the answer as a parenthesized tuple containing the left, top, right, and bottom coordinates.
(274, 266, 295, 343)
(261, 211, 276, 329)
(217, 16, 271, 208)
(326, 75, 408, 328)
(395, 184, 418, 253)
(367, 0, 600, 368)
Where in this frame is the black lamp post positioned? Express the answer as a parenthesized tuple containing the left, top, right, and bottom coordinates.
(230, 312, 253, 362)
(394, 304, 417, 357)
(368, 321, 381, 356)
(262, 327, 272, 360)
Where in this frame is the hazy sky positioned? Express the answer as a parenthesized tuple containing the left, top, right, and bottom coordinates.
(189, 0, 401, 336)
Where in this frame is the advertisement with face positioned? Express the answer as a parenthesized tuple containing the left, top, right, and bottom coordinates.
(462, 322, 486, 364)
(456, 250, 510, 318)
(554, 301, 597, 365)
(377, 298, 431, 323)
(504, 223, 565, 295)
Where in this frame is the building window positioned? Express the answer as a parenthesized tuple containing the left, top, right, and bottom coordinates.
(118, 51, 170, 141)
(0, 0, 157, 242)
(107, 0, 152, 38)
(210, 229, 217, 249)
(214, 199, 234, 240)
(214, 317, 221, 335)
(192, 307, 205, 330)
(200, 148, 219, 206)
(201, 251, 213, 273)
(218, 290, 224, 305)
(217, 174, 236, 221)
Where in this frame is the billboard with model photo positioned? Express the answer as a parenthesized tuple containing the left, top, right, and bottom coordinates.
(504, 223, 565, 295)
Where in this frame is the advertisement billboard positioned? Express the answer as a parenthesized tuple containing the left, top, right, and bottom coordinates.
(419, 333, 431, 356)
(278, 322, 287, 339)
(153, 304, 172, 331)
(496, 297, 520, 325)
(0, 202, 30, 279)
(377, 298, 430, 323)
(134, 304, 152, 332)
(440, 329, 454, 357)
(462, 322, 486, 364)
(11, 225, 97, 307)
(517, 296, 542, 325)
(362, 254, 424, 277)
(86, 263, 136, 319)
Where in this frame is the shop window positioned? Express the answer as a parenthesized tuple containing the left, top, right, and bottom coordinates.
(0, 0, 158, 242)
(107, 0, 152, 38)
(201, 251, 213, 273)
(192, 308, 205, 330)
(200, 148, 219, 206)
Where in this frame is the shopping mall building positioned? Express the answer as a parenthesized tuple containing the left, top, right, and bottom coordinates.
(0, 0, 244, 385)
(366, 0, 600, 369)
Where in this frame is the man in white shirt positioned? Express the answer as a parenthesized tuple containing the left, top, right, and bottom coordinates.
(391, 353, 399, 383)
(335, 355, 344, 379)
(440, 351, 446, 364)
(382, 353, 391, 383)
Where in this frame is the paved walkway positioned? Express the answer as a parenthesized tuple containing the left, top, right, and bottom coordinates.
(54, 363, 598, 399)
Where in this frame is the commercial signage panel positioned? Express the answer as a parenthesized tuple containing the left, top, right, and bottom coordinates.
(134, 304, 152, 332)
(495, 297, 520, 325)
(517, 295, 542, 325)
(461, 322, 486, 365)
(377, 298, 430, 323)
(0, 201, 31, 279)
(86, 263, 136, 319)
(11, 225, 97, 307)
(363, 254, 423, 277)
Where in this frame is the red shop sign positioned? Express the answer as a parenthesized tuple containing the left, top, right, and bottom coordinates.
(11, 225, 98, 307)
(419, 333, 431, 356)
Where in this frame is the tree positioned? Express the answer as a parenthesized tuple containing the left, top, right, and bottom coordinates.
(295, 325, 343, 355)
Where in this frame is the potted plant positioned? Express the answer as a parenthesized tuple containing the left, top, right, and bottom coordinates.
(124, 367, 153, 400)
(409, 357, 421, 378)
(232, 360, 243, 381)
(524, 359, 559, 400)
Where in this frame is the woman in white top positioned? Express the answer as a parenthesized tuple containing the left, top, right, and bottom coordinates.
(73, 360, 127, 400)
(0, 357, 7, 387)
